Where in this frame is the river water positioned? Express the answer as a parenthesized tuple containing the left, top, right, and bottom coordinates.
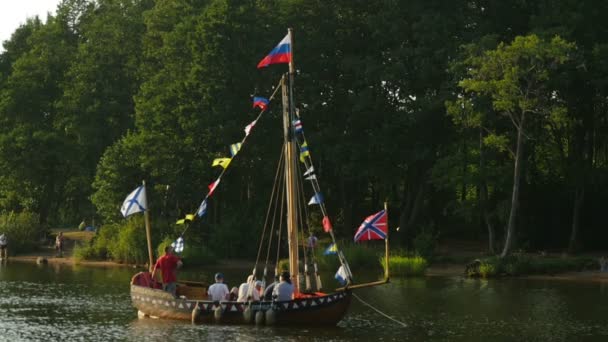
(1, 261, 607, 341)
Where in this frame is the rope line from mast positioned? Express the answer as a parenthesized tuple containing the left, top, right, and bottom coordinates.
(264, 149, 286, 278)
(177, 78, 283, 238)
(254, 146, 285, 270)
(352, 293, 408, 328)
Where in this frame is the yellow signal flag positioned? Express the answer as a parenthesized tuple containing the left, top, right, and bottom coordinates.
(176, 214, 195, 225)
(212, 157, 232, 169)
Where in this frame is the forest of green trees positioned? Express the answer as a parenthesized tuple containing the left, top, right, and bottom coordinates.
(1, 0, 607, 260)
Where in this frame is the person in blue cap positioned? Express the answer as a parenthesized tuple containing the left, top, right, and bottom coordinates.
(207, 272, 230, 301)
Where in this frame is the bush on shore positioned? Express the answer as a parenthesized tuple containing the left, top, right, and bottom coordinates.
(156, 237, 216, 266)
(380, 253, 428, 276)
(466, 254, 599, 278)
(0, 211, 44, 254)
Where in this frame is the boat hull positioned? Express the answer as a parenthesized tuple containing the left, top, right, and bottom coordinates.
(131, 274, 351, 325)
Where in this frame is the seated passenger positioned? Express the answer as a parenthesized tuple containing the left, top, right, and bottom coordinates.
(237, 275, 255, 302)
(272, 271, 294, 301)
(264, 280, 277, 301)
(207, 272, 230, 301)
(229, 286, 239, 301)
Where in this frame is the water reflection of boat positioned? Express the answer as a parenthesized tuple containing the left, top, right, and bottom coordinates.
(130, 29, 385, 325)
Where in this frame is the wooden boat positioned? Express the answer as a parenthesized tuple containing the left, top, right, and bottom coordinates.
(131, 272, 351, 325)
(130, 29, 384, 326)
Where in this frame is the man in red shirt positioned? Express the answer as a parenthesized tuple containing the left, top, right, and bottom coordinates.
(151, 246, 183, 296)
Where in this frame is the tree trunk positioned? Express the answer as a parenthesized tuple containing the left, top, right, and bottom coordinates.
(567, 185, 584, 253)
(480, 183, 495, 254)
(479, 127, 495, 254)
(501, 113, 526, 258)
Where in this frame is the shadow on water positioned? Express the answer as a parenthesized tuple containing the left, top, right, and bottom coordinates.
(1, 261, 607, 341)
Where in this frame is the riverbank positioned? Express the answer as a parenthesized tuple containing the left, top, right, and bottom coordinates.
(6, 232, 608, 283)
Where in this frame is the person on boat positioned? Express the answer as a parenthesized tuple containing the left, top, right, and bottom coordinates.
(272, 271, 295, 301)
(151, 246, 183, 296)
(307, 232, 318, 249)
(0, 233, 7, 259)
(306, 232, 318, 260)
(237, 276, 263, 302)
(264, 279, 278, 300)
(208, 272, 230, 301)
(55, 232, 65, 257)
(229, 286, 239, 301)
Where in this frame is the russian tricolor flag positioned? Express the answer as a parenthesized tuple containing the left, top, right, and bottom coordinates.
(257, 33, 291, 68)
(253, 96, 269, 111)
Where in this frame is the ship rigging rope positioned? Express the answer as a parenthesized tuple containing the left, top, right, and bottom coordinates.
(264, 153, 286, 275)
(274, 181, 286, 274)
(178, 79, 283, 238)
(254, 147, 285, 268)
(352, 293, 408, 328)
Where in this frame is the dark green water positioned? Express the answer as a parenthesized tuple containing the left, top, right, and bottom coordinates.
(1, 261, 607, 341)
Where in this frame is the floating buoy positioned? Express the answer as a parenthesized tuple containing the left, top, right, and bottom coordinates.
(255, 310, 265, 325)
(265, 308, 276, 326)
(243, 305, 253, 323)
(214, 305, 223, 322)
(191, 302, 201, 324)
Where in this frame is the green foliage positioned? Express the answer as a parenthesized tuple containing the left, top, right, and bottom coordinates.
(0, 211, 44, 254)
(467, 255, 597, 278)
(413, 228, 439, 259)
(478, 261, 498, 278)
(277, 258, 289, 272)
(381, 254, 428, 277)
(107, 217, 148, 264)
(315, 243, 382, 273)
(181, 245, 217, 266)
(1, 0, 608, 261)
(155, 236, 216, 266)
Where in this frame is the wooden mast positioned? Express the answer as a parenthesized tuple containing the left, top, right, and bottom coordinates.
(282, 28, 300, 292)
(384, 201, 390, 280)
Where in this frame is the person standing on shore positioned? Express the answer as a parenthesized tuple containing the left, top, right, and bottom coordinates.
(0, 233, 7, 260)
(55, 232, 65, 257)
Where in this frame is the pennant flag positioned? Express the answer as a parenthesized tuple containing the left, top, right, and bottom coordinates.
(208, 178, 221, 197)
(308, 192, 323, 205)
(293, 119, 303, 133)
(176, 214, 195, 225)
(305, 174, 317, 181)
(245, 120, 257, 136)
(230, 143, 242, 157)
(322, 215, 333, 232)
(303, 166, 314, 176)
(197, 199, 208, 217)
(257, 33, 291, 68)
(212, 158, 232, 169)
(299, 141, 310, 163)
(253, 97, 269, 111)
(335, 265, 348, 285)
(171, 236, 185, 253)
(120, 185, 147, 218)
(354, 210, 388, 242)
(324, 243, 338, 255)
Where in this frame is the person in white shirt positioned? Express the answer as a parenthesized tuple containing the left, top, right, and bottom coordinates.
(237, 276, 263, 302)
(207, 272, 229, 301)
(272, 271, 294, 301)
